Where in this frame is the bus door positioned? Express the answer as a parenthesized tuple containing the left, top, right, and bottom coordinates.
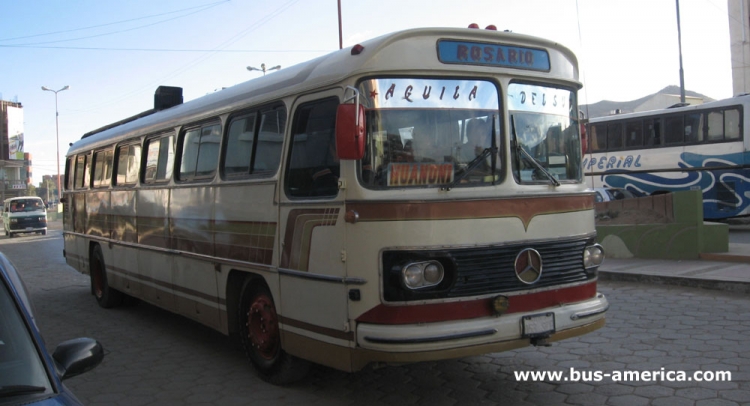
(277, 93, 351, 367)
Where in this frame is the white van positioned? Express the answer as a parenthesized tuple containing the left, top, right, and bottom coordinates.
(3, 196, 47, 238)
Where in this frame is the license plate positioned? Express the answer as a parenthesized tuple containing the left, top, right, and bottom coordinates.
(522, 312, 555, 338)
(25, 227, 33, 231)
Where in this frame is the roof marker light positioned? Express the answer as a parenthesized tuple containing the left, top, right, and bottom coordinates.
(485, 25, 497, 31)
(351, 44, 365, 55)
(468, 23, 480, 29)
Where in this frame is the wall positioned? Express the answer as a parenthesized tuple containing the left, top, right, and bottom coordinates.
(595, 190, 728, 259)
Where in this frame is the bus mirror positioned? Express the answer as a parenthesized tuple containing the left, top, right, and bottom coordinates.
(335, 103, 365, 160)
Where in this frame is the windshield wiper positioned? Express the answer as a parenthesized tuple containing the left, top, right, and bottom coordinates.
(510, 115, 560, 187)
(0, 385, 47, 397)
(442, 147, 497, 191)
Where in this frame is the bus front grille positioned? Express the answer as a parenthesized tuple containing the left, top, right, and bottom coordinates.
(382, 237, 595, 302)
(446, 238, 592, 297)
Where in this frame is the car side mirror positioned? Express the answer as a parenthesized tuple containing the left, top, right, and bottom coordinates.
(53, 337, 104, 380)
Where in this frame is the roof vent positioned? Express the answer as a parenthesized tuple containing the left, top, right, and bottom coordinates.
(154, 86, 183, 111)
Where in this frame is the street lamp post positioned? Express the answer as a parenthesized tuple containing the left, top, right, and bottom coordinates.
(41, 85, 69, 205)
(247, 63, 281, 75)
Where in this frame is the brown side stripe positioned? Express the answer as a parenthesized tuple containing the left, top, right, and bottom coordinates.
(347, 195, 592, 230)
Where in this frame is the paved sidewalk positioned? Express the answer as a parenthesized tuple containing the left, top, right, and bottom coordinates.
(599, 242, 750, 293)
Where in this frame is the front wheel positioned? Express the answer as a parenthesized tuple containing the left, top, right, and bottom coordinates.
(90, 245, 123, 308)
(238, 279, 309, 385)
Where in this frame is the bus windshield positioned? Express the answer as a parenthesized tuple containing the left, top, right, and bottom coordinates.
(358, 78, 502, 189)
(508, 83, 582, 184)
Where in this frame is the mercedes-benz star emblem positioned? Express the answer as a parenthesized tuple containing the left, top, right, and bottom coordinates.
(514, 248, 543, 284)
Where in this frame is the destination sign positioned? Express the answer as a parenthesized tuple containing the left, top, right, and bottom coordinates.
(438, 40, 550, 71)
(387, 163, 454, 187)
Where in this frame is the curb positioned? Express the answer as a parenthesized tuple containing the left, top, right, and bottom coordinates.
(599, 271, 750, 294)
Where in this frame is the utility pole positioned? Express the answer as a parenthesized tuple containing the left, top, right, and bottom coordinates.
(676, 0, 686, 103)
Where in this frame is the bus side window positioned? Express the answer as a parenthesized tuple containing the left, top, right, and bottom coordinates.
(684, 113, 702, 144)
(65, 157, 74, 190)
(178, 123, 220, 181)
(706, 111, 723, 141)
(664, 115, 684, 145)
(92, 149, 114, 188)
(74, 155, 88, 190)
(223, 105, 285, 179)
(725, 108, 741, 140)
(143, 135, 174, 184)
(115, 144, 141, 186)
(645, 118, 662, 146)
(624, 120, 643, 148)
(591, 124, 606, 152)
(286, 98, 339, 198)
(606, 122, 623, 150)
(255, 107, 285, 175)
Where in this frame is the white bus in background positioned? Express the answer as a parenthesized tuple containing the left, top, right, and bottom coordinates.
(3, 196, 47, 238)
(584, 95, 749, 219)
(62, 26, 607, 384)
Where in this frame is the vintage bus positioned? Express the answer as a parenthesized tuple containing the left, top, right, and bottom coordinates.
(584, 95, 749, 219)
(62, 26, 608, 384)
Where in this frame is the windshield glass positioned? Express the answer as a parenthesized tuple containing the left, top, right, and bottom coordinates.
(358, 78, 502, 189)
(8, 200, 45, 213)
(0, 279, 53, 400)
(508, 83, 582, 183)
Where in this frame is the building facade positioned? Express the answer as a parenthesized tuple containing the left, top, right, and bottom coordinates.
(729, 0, 750, 96)
(0, 100, 33, 200)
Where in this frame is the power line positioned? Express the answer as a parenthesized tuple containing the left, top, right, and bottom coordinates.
(0, 44, 330, 53)
(0, 0, 229, 43)
(70, 0, 304, 114)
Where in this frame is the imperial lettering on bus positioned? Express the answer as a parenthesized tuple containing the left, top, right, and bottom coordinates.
(583, 155, 642, 170)
(388, 163, 454, 186)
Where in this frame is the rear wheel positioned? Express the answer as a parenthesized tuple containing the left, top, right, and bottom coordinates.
(238, 279, 309, 385)
(90, 245, 123, 308)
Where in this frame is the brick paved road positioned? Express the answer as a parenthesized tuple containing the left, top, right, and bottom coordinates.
(2, 224, 749, 405)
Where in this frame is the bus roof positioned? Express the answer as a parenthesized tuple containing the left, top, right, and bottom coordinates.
(69, 27, 580, 156)
(588, 94, 750, 124)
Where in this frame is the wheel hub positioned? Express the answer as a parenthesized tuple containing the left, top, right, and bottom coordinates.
(247, 294, 280, 360)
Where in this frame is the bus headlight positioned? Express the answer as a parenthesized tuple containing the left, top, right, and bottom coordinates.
(583, 244, 605, 269)
(402, 261, 444, 289)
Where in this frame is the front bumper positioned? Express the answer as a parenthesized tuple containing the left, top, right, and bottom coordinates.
(356, 292, 608, 354)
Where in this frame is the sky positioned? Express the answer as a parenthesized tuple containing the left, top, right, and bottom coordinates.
(0, 0, 734, 183)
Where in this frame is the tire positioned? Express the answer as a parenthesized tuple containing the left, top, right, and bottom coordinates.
(90, 245, 123, 308)
(42, 230, 47, 236)
(238, 279, 310, 385)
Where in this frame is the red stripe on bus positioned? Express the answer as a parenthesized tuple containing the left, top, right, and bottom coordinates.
(356, 282, 597, 325)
